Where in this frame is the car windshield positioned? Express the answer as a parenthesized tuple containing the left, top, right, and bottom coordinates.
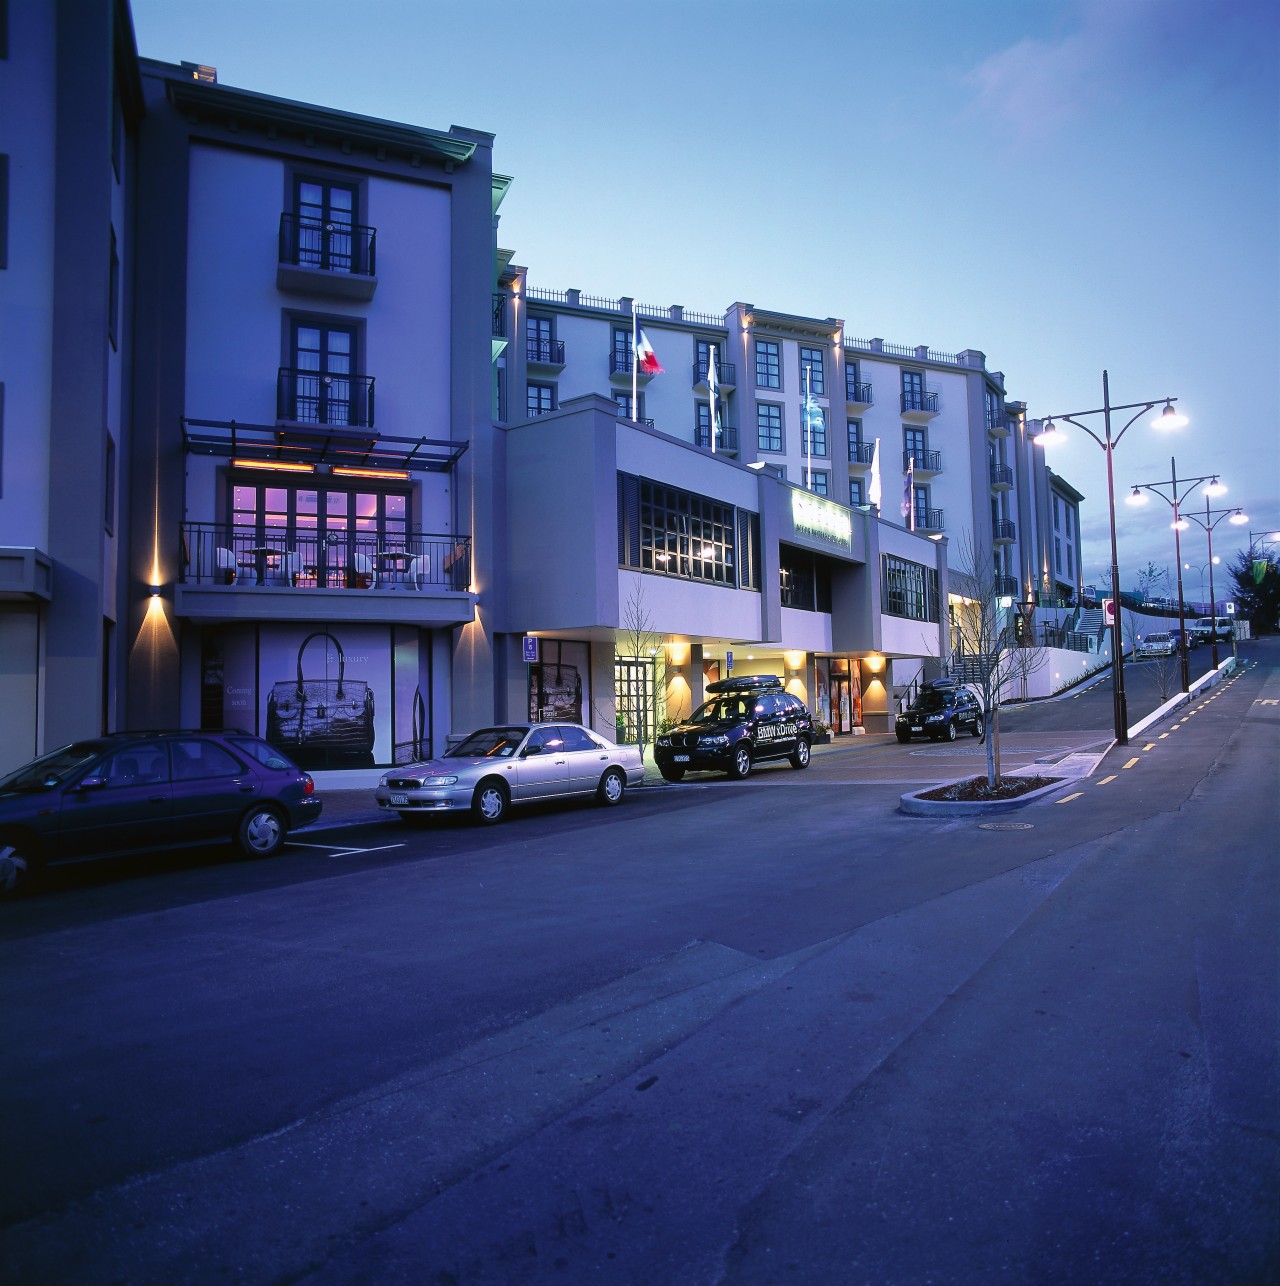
(0, 742, 104, 792)
(690, 697, 757, 723)
(910, 691, 950, 713)
(1146, 634, 1170, 642)
(447, 728, 528, 759)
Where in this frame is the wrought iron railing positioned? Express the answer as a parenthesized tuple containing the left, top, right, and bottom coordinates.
(993, 518, 1017, 541)
(916, 507, 945, 531)
(990, 463, 1013, 487)
(993, 575, 1019, 597)
(492, 293, 506, 338)
(695, 425, 739, 451)
(527, 339, 566, 365)
(181, 523, 471, 591)
(692, 359, 737, 386)
(901, 390, 939, 414)
(278, 213, 376, 276)
(904, 448, 942, 473)
(848, 440, 876, 464)
(846, 379, 872, 403)
(277, 368, 375, 427)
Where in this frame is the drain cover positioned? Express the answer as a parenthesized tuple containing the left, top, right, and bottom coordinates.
(977, 822, 1034, 830)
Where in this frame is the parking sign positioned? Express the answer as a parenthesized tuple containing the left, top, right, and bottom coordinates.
(522, 635, 539, 663)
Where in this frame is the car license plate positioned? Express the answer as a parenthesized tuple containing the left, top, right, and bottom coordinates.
(909, 725, 923, 733)
(673, 754, 690, 763)
(390, 793, 409, 806)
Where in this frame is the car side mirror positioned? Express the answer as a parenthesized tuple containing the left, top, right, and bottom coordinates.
(76, 776, 107, 791)
(521, 745, 542, 757)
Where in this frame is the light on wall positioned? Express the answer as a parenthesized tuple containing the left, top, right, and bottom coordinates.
(149, 584, 162, 597)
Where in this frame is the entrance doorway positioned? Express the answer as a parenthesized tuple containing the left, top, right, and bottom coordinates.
(613, 657, 654, 744)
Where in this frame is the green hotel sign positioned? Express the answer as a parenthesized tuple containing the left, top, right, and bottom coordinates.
(791, 491, 853, 552)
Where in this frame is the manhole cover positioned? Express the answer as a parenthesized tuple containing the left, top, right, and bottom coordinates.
(977, 822, 1034, 830)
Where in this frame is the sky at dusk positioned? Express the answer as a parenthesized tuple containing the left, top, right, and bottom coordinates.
(130, 0, 1279, 601)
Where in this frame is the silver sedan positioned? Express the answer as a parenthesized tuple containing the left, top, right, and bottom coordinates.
(376, 723, 645, 824)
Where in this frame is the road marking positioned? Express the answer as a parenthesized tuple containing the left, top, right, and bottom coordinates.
(1158, 733, 1169, 739)
(1142, 743, 1156, 751)
(1056, 792, 1084, 804)
(291, 841, 407, 858)
(1123, 757, 1140, 769)
(1097, 775, 1117, 785)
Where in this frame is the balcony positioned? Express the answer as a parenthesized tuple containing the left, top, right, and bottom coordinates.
(986, 410, 1011, 437)
(277, 214, 377, 301)
(526, 338, 566, 370)
(993, 575, 1019, 598)
(990, 463, 1014, 489)
(900, 390, 940, 421)
(993, 518, 1017, 543)
(916, 508, 945, 533)
(904, 448, 942, 475)
(695, 424, 738, 454)
(692, 359, 737, 391)
(176, 524, 474, 626)
(608, 352, 656, 383)
(845, 379, 873, 411)
(277, 369, 375, 428)
(491, 294, 507, 338)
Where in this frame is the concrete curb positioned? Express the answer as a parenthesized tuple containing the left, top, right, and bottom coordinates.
(897, 773, 1072, 817)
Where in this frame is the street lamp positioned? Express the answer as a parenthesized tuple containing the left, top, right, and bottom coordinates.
(1126, 461, 1224, 692)
(1182, 557, 1220, 613)
(1181, 500, 1248, 669)
(1032, 372, 1185, 745)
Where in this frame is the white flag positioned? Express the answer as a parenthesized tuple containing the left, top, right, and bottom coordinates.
(868, 437, 882, 510)
(707, 346, 720, 452)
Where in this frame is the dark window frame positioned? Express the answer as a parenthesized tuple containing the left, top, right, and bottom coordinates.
(757, 402, 783, 452)
(755, 339, 781, 390)
(799, 345, 825, 396)
(881, 554, 940, 622)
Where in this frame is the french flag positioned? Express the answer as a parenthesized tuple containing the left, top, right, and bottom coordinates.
(635, 328, 664, 375)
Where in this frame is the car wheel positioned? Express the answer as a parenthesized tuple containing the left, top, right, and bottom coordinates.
(659, 765, 685, 783)
(944, 720, 958, 743)
(237, 805, 285, 858)
(972, 715, 985, 739)
(728, 744, 752, 780)
(0, 837, 38, 898)
(597, 767, 627, 806)
(472, 778, 509, 824)
(789, 737, 811, 770)
(896, 730, 912, 744)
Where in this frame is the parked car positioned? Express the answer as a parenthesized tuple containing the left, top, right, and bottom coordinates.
(1167, 627, 1196, 651)
(1189, 616, 1233, 645)
(376, 722, 644, 824)
(0, 731, 322, 898)
(1135, 631, 1178, 658)
(654, 675, 812, 782)
(895, 681, 985, 743)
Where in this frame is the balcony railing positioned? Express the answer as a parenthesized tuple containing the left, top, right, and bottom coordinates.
(904, 448, 942, 473)
(993, 518, 1017, 542)
(986, 411, 1010, 434)
(846, 379, 873, 405)
(181, 524, 471, 591)
(695, 424, 739, 452)
(990, 463, 1014, 488)
(993, 575, 1019, 597)
(916, 507, 945, 532)
(692, 359, 737, 387)
(527, 338, 566, 366)
(277, 368, 375, 427)
(901, 390, 939, 415)
(848, 440, 876, 465)
(492, 293, 506, 338)
(278, 214, 376, 276)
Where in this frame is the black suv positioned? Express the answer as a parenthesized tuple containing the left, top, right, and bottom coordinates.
(0, 730, 322, 897)
(654, 675, 813, 781)
(895, 681, 985, 743)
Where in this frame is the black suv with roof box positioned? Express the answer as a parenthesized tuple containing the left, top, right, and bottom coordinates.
(895, 680, 985, 743)
(654, 675, 813, 781)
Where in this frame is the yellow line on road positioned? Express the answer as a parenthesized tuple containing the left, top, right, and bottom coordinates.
(1123, 757, 1140, 769)
(1158, 733, 1169, 739)
(1142, 743, 1156, 751)
(1098, 775, 1117, 785)
(1056, 792, 1084, 804)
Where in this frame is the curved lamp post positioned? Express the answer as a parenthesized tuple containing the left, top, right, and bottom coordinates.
(1126, 463, 1226, 692)
(1033, 372, 1185, 745)
(1181, 500, 1248, 668)
(1182, 558, 1220, 613)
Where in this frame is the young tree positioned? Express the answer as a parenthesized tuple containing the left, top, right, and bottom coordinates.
(949, 535, 1049, 788)
(615, 576, 665, 760)
(1229, 549, 1279, 634)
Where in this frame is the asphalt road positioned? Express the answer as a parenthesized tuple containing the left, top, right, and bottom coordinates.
(1, 642, 1276, 1284)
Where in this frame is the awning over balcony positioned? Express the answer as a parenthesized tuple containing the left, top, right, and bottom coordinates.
(180, 419, 468, 475)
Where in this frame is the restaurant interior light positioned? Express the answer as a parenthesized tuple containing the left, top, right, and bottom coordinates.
(331, 466, 411, 480)
(231, 458, 316, 473)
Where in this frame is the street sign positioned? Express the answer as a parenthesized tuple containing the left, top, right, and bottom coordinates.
(1103, 598, 1115, 626)
(522, 635, 539, 663)
(725, 649, 733, 673)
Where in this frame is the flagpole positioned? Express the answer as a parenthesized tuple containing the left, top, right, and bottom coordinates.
(803, 365, 812, 490)
(708, 344, 718, 454)
(631, 302, 638, 419)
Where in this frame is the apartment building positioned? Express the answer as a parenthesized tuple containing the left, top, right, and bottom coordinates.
(0, 0, 1081, 770)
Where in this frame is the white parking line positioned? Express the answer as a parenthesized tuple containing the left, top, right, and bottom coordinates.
(290, 841, 407, 858)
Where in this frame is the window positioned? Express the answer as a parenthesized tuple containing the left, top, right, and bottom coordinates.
(802, 408, 827, 457)
(1055, 537, 1063, 575)
(848, 419, 870, 463)
(912, 484, 929, 523)
(882, 554, 939, 622)
(617, 472, 755, 589)
(613, 391, 644, 420)
(799, 346, 824, 396)
(845, 362, 861, 399)
(295, 177, 357, 272)
(108, 226, 119, 350)
(612, 327, 632, 374)
(780, 546, 832, 612)
(1053, 494, 1062, 530)
(757, 403, 783, 452)
(695, 400, 712, 446)
(289, 320, 358, 425)
(809, 469, 829, 497)
(755, 340, 781, 389)
(526, 315, 554, 363)
(105, 433, 116, 534)
(695, 338, 715, 381)
(904, 426, 925, 467)
(527, 383, 555, 416)
(849, 477, 865, 506)
(171, 739, 242, 781)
